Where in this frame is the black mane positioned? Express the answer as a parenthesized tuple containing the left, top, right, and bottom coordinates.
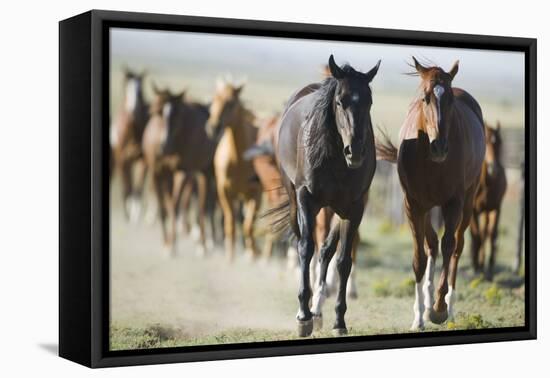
(304, 77, 340, 169)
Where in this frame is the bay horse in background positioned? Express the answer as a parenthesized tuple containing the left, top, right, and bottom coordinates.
(470, 122, 507, 280)
(206, 79, 262, 261)
(142, 85, 217, 257)
(274, 55, 380, 337)
(110, 67, 150, 222)
(377, 57, 485, 330)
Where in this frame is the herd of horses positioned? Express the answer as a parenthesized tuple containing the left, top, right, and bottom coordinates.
(110, 54, 509, 337)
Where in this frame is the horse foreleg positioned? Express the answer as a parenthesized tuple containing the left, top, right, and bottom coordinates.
(311, 218, 340, 331)
(346, 230, 360, 300)
(242, 192, 260, 260)
(218, 186, 235, 261)
(195, 173, 208, 257)
(423, 217, 439, 322)
(121, 157, 133, 220)
(431, 196, 463, 325)
(153, 170, 169, 257)
(180, 176, 194, 236)
(446, 188, 475, 320)
(128, 158, 146, 223)
(333, 204, 363, 335)
(469, 210, 482, 274)
(405, 198, 427, 330)
(486, 209, 500, 281)
(295, 187, 318, 337)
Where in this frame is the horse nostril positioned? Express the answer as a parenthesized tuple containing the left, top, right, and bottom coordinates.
(344, 145, 352, 158)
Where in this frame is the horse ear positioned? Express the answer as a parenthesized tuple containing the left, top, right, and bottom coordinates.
(177, 90, 186, 101)
(122, 64, 130, 78)
(216, 77, 225, 92)
(328, 54, 344, 79)
(412, 56, 429, 76)
(152, 81, 161, 95)
(448, 60, 459, 80)
(364, 60, 381, 83)
(233, 85, 243, 97)
(496, 121, 501, 132)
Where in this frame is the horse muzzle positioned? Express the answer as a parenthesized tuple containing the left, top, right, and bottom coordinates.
(429, 139, 448, 163)
(343, 144, 365, 169)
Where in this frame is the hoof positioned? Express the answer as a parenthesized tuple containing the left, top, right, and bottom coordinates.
(332, 328, 348, 336)
(410, 322, 424, 331)
(313, 314, 323, 331)
(422, 308, 432, 323)
(347, 290, 358, 300)
(195, 245, 207, 258)
(429, 308, 449, 324)
(296, 318, 314, 337)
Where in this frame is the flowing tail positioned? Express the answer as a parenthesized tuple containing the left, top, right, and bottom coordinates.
(375, 128, 398, 163)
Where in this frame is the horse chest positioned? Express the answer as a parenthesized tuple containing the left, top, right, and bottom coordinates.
(308, 166, 368, 211)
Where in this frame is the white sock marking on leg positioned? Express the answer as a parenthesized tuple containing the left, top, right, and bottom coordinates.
(411, 282, 425, 330)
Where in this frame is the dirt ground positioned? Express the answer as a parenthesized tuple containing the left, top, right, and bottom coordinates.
(109, 182, 526, 351)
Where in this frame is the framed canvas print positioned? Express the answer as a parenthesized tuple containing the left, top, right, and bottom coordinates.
(59, 10, 536, 368)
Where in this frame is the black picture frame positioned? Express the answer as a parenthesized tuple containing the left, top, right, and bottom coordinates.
(59, 9, 537, 368)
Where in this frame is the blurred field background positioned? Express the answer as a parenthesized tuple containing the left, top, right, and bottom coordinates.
(109, 28, 526, 350)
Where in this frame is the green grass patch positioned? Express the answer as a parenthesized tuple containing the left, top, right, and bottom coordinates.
(394, 277, 416, 298)
(447, 313, 493, 330)
(373, 279, 392, 297)
(484, 284, 503, 305)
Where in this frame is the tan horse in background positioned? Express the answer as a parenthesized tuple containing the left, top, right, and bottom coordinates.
(206, 79, 262, 261)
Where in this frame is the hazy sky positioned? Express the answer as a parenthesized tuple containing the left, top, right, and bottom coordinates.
(111, 27, 524, 100)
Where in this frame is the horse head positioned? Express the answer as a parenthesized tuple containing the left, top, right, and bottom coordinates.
(151, 82, 186, 155)
(206, 77, 245, 139)
(485, 122, 503, 177)
(122, 66, 146, 112)
(328, 54, 380, 169)
(412, 56, 459, 163)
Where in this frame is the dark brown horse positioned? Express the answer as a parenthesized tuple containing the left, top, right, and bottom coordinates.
(274, 55, 380, 337)
(142, 85, 216, 257)
(470, 122, 507, 280)
(377, 57, 485, 330)
(110, 67, 150, 221)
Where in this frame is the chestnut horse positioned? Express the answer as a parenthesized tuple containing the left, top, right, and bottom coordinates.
(110, 68, 150, 221)
(274, 55, 380, 337)
(206, 79, 262, 261)
(470, 122, 507, 280)
(377, 57, 485, 330)
(142, 85, 216, 257)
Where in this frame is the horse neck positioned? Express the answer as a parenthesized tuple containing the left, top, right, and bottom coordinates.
(225, 102, 255, 159)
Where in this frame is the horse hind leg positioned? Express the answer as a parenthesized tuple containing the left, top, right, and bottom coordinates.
(423, 215, 439, 322)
